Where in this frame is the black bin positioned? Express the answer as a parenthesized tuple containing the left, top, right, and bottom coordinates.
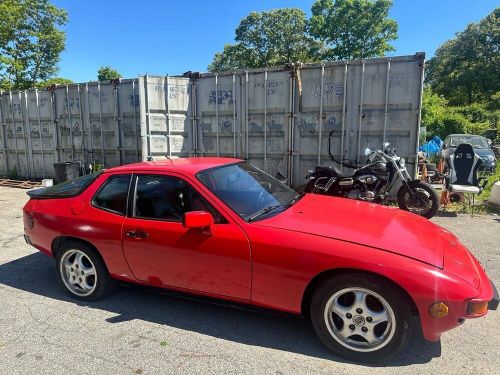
(54, 162, 81, 184)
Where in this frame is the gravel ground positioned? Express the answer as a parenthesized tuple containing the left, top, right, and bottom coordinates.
(0, 186, 498, 375)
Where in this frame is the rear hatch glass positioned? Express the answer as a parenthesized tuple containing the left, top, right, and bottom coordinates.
(27, 172, 102, 199)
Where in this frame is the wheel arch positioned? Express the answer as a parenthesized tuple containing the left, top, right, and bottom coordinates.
(51, 236, 110, 273)
(301, 268, 419, 318)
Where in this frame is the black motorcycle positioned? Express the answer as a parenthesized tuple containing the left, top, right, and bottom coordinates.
(305, 142, 440, 219)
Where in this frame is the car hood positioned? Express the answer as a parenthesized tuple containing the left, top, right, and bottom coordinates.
(256, 194, 451, 268)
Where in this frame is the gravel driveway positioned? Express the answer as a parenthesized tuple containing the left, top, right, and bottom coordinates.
(0, 186, 498, 374)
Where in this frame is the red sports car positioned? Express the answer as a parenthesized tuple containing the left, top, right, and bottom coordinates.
(23, 158, 498, 362)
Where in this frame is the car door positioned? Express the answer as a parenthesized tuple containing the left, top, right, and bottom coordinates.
(121, 173, 251, 300)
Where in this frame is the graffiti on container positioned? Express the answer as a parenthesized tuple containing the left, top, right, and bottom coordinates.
(325, 115, 339, 132)
(254, 80, 285, 96)
(268, 119, 284, 134)
(64, 98, 80, 112)
(31, 128, 40, 137)
(128, 94, 139, 107)
(298, 116, 317, 133)
(202, 137, 215, 152)
(59, 122, 82, 135)
(9, 103, 22, 115)
(389, 73, 403, 88)
(200, 121, 213, 132)
(209, 90, 233, 105)
(169, 85, 186, 99)
(92, 91, 109, 103)
(248, 120, 263, 132)
(220, 120, 233, 133)
(389, 111, 401, 127)
(312, 82, 344, 98)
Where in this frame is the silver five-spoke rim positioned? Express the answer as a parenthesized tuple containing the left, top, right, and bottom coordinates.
(324, 287, 396, 352)
(60, 250, 97, 297)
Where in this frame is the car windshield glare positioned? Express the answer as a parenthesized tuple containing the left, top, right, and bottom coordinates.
(197, 162, 298, 221)
(449, 136, 489, 149)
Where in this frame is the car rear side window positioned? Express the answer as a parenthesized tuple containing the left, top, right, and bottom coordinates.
(93, 175, 131, 216)
(133, 175, 225, 223)
(27, 172, 102, 199)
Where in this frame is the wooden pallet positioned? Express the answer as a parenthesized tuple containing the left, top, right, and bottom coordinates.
(0, 179, 41, 189)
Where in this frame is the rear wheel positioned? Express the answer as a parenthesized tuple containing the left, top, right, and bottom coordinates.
(310, 274, 412, 362)
(397, 180, 440, 218)
(55, 241, 118, 301)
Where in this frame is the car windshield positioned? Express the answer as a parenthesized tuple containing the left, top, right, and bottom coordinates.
(449, 136, 489, 149)
(197, 162, 300, 221)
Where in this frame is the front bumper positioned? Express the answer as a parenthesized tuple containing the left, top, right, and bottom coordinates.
(488, 279, 499, 311)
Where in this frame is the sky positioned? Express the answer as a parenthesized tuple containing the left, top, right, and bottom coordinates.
(52, 0, 498, 82)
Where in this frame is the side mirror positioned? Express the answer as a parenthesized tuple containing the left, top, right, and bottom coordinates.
(182, 211, 214, 235)
(442, 144, 448, 150)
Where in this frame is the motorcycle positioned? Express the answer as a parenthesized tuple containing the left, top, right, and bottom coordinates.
(305, 140, 440, 219)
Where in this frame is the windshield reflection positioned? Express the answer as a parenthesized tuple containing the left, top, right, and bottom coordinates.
(197, 162, 298, 221)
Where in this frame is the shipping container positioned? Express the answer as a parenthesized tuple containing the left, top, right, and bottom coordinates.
(0, 53, 425, 188)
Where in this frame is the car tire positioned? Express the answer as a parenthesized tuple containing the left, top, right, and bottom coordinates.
(55, 240, 118, 301)
(310, 273, 412, 363)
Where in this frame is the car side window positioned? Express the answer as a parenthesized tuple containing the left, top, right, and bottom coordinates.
(133, 175, 226, 223)
(93, 175, 132, 216)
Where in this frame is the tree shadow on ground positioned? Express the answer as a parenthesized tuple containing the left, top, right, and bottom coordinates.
(0, 252, 441, 366)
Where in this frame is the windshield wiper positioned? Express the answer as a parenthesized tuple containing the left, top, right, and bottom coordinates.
(247, 204, 282, 222)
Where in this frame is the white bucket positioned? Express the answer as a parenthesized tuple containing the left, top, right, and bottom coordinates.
(489, 181, 500, 206)
(41, 179, 53, 187)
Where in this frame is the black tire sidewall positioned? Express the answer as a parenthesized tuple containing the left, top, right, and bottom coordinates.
(397, 180, 440, 219)
(310, 273, 412, 363)
(55, 241, 117, 301)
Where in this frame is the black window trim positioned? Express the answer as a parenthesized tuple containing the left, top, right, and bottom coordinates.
(27, 171, 103, 199)
(91, 173, 133, 217)
(130, 173, 227, 224)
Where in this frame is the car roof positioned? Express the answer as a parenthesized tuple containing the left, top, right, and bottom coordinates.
(448, 134, 485, 138)
(103, 157, 242, 175)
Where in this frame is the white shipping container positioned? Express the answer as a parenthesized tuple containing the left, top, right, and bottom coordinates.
(0, 53, 424, 188)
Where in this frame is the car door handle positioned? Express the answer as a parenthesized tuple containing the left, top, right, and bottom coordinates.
(126, 230, 149, 239)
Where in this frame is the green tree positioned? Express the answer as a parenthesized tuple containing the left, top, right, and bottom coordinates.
(97, 66, 122, 81)
(0, 0, 68, 90)
(308, 0, 398, 60)
(208, 9, 323, 72)
(425, 8, 500, 106)
(36, 77, 73, 87)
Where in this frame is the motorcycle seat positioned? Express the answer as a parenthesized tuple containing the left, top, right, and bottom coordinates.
(315, 164, 356, 178)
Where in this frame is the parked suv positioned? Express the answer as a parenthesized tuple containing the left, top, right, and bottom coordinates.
(441, 134, 497, 173)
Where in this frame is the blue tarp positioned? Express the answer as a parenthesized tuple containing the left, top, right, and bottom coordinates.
(419, 136, 443, 155)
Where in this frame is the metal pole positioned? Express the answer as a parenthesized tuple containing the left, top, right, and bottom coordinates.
(165, 75, 171, 158)
(340, 62, 348, 171)
(264, 69, 268, 169)
(232, 74, 236, 157)
(85, 84, 93, 164)
(10, 92, 20, 176)
(50, 89, 59, 163)
(144, 75, 152, 160)
(356, 61, 365, 164)
(114, 82, 123, 164)
(35, 89, 46, 177)
(214, 74, 219, 156)
(415, 56, 426, 179)
(132, 80, 139, 161)
(383, 58, 391, 145)
(97, 83, 104, 165)
(245, 71, 249, 160)
(288, 72, 295, 184)
(65, 85, 74, 161)
(77, 85, 84, 164)
(22, 91, 35, 178)
(191, 80, 197, 156)
(318, 64, 325, 165)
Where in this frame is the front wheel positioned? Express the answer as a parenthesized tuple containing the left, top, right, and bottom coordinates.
(397, 180, 440, 219)
(310, 274, 412, 362)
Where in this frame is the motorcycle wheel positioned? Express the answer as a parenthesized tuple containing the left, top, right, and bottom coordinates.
(397, 180, 440, 219)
